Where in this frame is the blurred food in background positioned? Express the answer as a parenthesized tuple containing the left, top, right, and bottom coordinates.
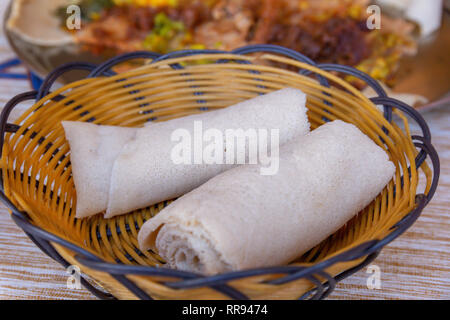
(4, 0, 448, 109)
(6, 0, 418, 86)
(66, 0, 421, 88)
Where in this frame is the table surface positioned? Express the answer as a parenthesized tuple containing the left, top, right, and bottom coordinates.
(0, 3, 449, 301)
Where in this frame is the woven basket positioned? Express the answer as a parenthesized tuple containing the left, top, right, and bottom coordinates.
(0, 45, 439, 300)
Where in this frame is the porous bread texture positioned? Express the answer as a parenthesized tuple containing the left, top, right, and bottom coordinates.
(63, 88, 310, 218)
(62, 121, 138, 218)
(138, 120, 395, 275)
(106, 88, 310, 217)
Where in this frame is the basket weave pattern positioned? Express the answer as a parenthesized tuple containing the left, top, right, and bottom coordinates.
(0, 45, 439, 300)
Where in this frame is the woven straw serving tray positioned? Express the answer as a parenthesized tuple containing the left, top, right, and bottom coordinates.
(0, 45, 440, 300)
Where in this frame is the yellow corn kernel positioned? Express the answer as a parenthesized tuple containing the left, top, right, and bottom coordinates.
(347, 5, 362, 19)
(190, 44, 206, 50)
(114, 0, 178, 7)
(299, 1, 309, 10)
(89, 12, 100, 20)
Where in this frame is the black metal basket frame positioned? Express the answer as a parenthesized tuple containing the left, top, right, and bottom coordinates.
(0, 45, 440, 300)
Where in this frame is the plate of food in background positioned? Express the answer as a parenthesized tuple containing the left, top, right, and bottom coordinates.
(4, 0, 450, 110)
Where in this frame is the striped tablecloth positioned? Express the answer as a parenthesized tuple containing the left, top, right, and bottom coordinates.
(0, 2, 448, 300)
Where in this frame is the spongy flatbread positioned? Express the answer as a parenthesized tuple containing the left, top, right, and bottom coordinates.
(62, 122, 137, 218)
(138, 120, 395, 275)
(64, 88, 309, 218)
(106, 88, 309, 217)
